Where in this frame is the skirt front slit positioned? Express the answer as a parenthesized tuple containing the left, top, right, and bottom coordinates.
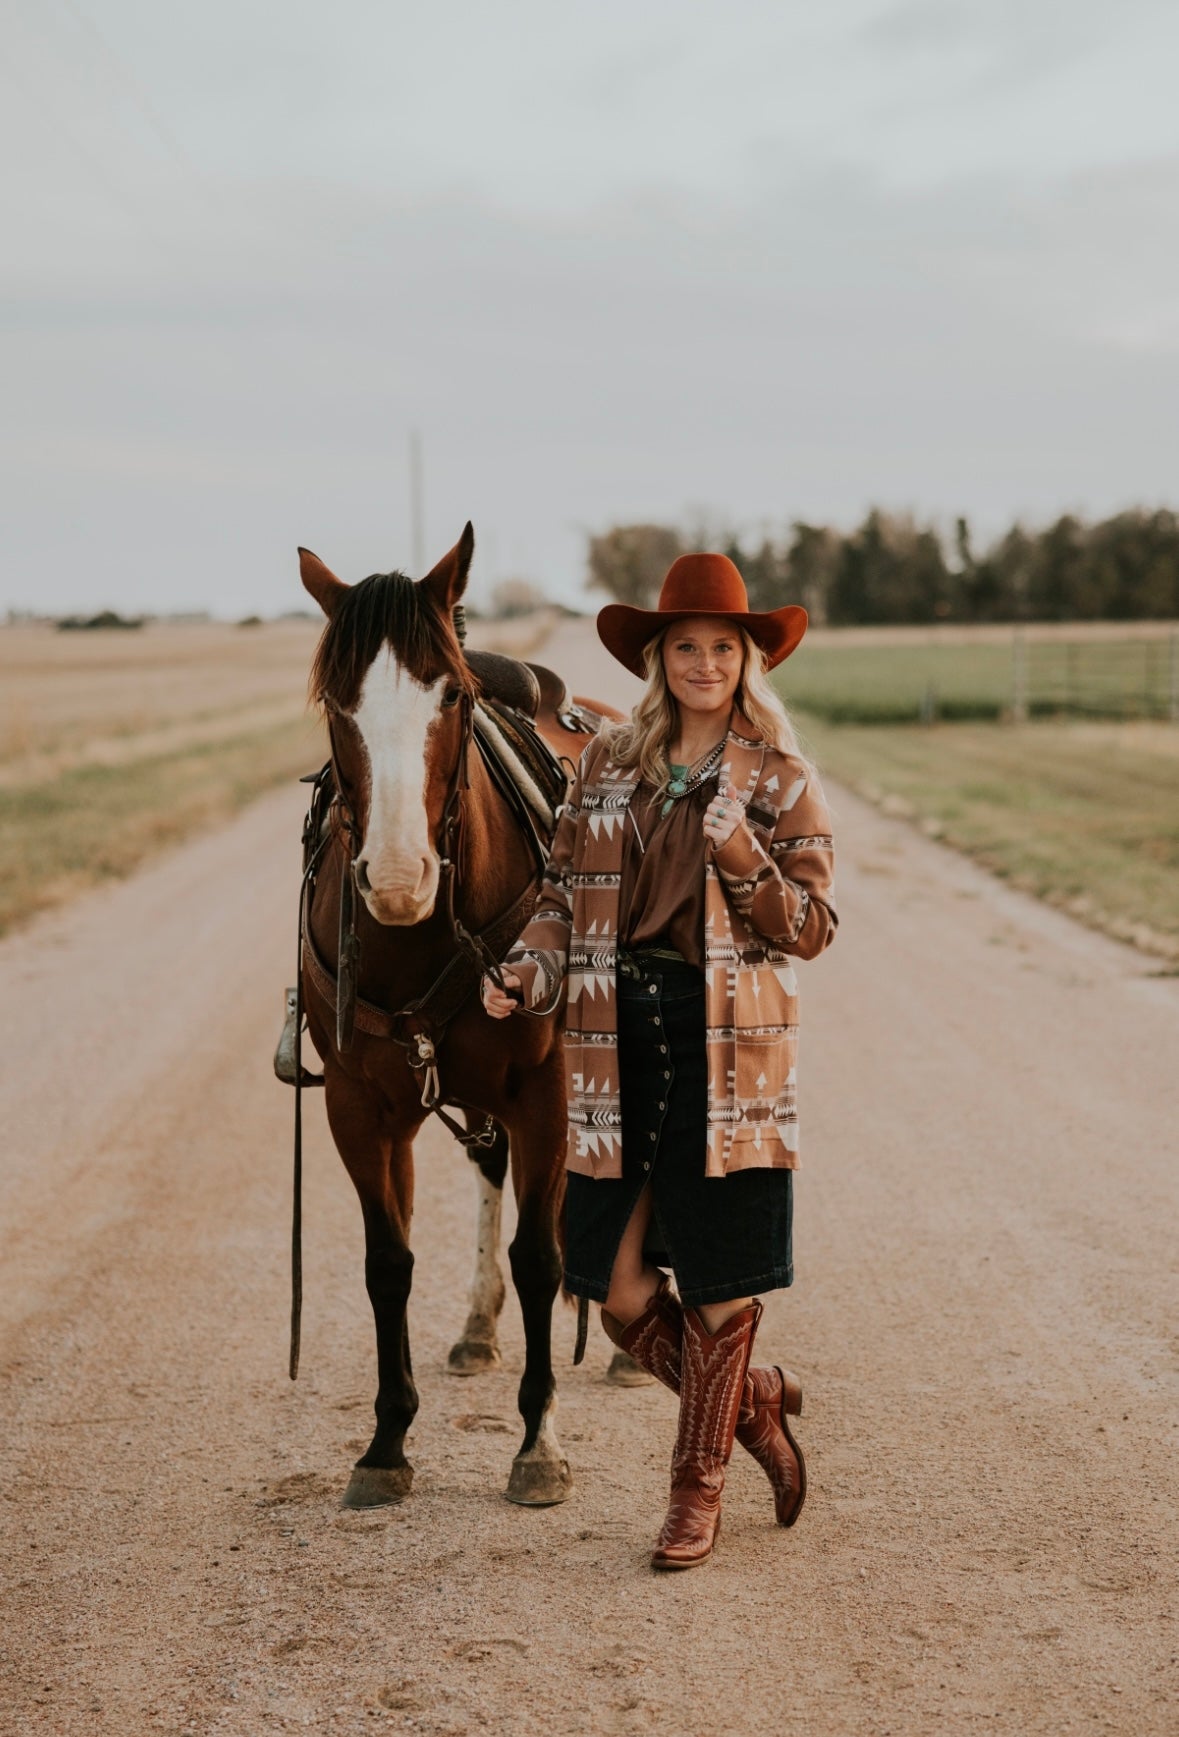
(563, 953, 793, 1308)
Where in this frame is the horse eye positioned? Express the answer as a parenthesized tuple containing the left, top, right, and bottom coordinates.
(441, 686, 461, 709)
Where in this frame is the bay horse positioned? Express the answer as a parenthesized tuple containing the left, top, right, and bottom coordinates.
(296, 523, 617, 1509)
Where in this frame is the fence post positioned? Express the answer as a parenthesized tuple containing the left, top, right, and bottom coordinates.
(1011, 628, 1028, 722)
(1170, 626, 1179, 723)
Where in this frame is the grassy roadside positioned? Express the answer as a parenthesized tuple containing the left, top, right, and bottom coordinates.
(796, 713, 1179, 963)
(0, 715, 324, 936)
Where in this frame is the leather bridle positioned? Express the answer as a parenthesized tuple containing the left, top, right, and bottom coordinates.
(315, 685, 531, 1132)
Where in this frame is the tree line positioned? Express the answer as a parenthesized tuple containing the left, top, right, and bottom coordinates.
(586, 509, 1179, 624)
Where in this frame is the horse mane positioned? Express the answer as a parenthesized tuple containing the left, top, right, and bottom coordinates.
(309, 572, 474, 710)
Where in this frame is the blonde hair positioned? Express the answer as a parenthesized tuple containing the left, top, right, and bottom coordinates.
(603, 625, 811, 789)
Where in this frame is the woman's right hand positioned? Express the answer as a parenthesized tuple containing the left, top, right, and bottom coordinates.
(481, 969, 523, 1019)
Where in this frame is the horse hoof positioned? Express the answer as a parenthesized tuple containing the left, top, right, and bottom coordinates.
(341, 1464, 413, 1508)
(447, 1339, 503, 1376)
(505, 1454, 574, 1507)
(605, 1349, 654, 1387)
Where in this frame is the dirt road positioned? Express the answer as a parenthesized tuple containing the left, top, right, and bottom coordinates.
(2, 621, 1176, 1736)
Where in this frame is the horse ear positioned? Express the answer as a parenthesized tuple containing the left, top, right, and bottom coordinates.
(422, 522, 475, 608)
(298, 547, 348, 617)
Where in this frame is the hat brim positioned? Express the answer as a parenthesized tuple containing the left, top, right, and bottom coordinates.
(596, 603, 808, 678)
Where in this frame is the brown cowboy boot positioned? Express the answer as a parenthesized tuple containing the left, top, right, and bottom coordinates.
(650, 1301, 758, 1570)
(603, 1276, 806, 1528)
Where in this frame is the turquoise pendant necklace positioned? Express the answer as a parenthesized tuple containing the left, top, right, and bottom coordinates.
(661, 764, 688, 818)
(659, 740, 725, 817)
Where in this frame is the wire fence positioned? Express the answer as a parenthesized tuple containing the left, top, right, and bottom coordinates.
(1013, 633, 1179, 721)
(779, 627, 1179, 726)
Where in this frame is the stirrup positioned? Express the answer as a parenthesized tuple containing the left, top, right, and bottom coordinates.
(273, 987, 324, 1088)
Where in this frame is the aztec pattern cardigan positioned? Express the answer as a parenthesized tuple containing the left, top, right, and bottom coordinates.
(504, 709, 838, 1180)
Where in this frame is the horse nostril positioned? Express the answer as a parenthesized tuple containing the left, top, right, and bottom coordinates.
(353, 856, 372, 894)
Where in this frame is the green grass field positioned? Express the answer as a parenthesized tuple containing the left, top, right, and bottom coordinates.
(780, 632, 1178, 723)
(789, 711, 1179, 963)
(769, 625, 1179, 961)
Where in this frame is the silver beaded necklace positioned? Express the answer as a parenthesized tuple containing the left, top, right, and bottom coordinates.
(628, 739, 725, 854)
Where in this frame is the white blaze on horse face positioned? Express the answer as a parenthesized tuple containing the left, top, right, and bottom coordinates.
(351, 649, 446, 924)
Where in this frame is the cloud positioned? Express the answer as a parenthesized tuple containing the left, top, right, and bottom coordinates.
(3, 2, 1179, 612)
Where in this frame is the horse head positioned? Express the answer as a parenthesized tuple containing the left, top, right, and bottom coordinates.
(300, 524, 478, 926)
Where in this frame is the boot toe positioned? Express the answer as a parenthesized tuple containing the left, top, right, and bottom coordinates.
(651, 1518, 717, 1570)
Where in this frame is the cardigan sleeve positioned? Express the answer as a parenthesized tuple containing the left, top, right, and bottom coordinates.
(707, 757, 837, 960)
(500, 737, 595, 1015)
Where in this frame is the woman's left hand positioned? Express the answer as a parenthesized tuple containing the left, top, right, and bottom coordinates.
(703, 782, 744, 847)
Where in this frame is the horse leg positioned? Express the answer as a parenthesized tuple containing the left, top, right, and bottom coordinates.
(328, 1091, 420, 1509)
(503, 1102, 573, 1507)
(343, 1195, 418, 1508)
(605, 1339, 655, 1386)
(448, 1120, 509, 1375)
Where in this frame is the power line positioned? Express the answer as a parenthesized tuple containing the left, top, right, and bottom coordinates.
(54, 0, 191, 168)
(0, 54, 186, 268)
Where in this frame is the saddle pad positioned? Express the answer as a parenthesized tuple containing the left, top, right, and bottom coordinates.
(473, 699, 568, 830)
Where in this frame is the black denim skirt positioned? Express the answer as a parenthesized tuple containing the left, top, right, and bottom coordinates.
(563, 952, 794, 1308)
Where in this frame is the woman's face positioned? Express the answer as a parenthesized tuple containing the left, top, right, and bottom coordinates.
(660, 615, 744, 724)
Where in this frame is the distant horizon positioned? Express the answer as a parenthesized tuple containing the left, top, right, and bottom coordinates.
(8, 492, 1179, 621)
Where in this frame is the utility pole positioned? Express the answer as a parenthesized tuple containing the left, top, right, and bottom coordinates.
(409, 430, 425, 574)
(1011, 627, 1028, 723)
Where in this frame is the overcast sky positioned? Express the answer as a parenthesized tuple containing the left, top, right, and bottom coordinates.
(3, 0, 1179, 615)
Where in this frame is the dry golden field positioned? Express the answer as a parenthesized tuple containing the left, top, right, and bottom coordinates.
(0, 619, 320, 773)
(0, 611, 559, 936)
(0, 619, 324, 934)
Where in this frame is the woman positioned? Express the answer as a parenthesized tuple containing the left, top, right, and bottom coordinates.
(482, 552, 837, 1569)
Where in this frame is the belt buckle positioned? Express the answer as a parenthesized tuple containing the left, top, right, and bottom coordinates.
(617, 953, 641, 981)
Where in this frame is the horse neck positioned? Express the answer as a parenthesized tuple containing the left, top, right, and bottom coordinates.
(448, 746, 536, 931)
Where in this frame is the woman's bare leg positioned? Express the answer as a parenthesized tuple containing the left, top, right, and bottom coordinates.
(698, 1297, 753, 1333)
(604, 1194, 754, 1331)
(602, 1187, 663, 1325)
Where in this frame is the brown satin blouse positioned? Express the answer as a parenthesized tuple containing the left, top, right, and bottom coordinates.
(617, 772, 718, 970)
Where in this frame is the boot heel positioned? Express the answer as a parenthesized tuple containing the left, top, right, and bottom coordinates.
(779, 1367, 803, 1417)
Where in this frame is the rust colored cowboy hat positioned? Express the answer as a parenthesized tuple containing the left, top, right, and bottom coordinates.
(596, 552, 808, 677)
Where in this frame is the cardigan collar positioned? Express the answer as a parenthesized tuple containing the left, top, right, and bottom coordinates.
(602, 705, 770, 809)
(724, 705, 769, 747)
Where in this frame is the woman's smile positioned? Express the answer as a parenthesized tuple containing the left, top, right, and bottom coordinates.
(662, 615, 744, 720)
